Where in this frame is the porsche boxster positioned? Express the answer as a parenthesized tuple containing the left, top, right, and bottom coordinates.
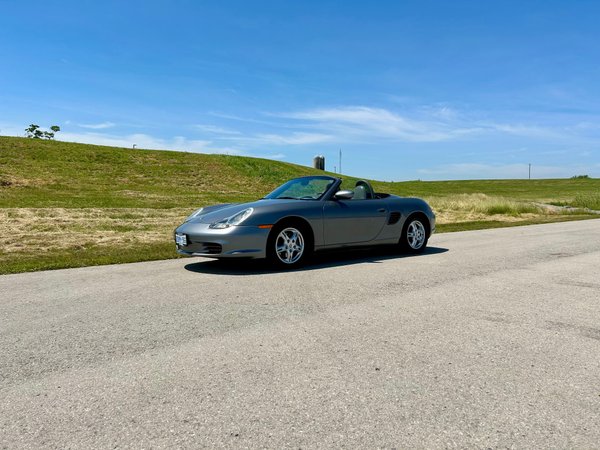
(174, 175, 435, 268)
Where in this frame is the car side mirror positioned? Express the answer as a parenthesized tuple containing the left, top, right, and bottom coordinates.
(334, 190, 354, 200)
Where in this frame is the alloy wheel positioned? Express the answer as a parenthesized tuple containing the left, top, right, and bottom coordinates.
(275, 227, 305, 264)
(407, 220, 426, 250)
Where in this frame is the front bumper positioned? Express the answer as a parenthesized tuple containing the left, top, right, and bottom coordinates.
(174, 222, 270, 259)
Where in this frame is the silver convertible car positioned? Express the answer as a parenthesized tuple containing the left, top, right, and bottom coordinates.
(174, 176, 435, 268)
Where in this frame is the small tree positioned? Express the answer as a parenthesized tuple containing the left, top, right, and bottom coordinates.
(25, 124, 43, 139)
(25, 124, 60, 140)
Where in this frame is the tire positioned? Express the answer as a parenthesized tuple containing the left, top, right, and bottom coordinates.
(267, 222, 311, 269)
(400, 215, 429, 253)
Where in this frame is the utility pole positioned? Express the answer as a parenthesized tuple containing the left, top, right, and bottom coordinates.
(528, 163, 531, 180)
(339, 149, 342, 175)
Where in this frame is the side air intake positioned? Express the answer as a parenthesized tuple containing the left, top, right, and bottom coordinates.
(388, 212, 401, 225)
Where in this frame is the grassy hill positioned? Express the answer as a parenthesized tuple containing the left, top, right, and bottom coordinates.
(0, 136, 324, 208)
(2, 136, 600, 207)
(1, 136, 599, 274)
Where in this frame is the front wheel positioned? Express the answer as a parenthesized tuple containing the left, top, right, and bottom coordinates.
(267, 224, 310, 268)
(400, 217, 429, 253)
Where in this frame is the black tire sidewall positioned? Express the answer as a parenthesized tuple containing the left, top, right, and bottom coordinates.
(401, 217, 429, 253)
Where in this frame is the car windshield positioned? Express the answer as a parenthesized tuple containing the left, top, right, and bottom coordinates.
(264, 176, 336, 200)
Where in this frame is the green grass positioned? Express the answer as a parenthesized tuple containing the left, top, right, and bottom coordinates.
(1, 135, 599, 274)
(571, 193, 600, 210)
(1, 242, 181, 275)
(0, 137, 321, 208)
(3, 136, 600, 208)
(436, 214, 598, 233)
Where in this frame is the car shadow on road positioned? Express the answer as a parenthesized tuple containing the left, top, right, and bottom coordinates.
(184, 246, 449, 276)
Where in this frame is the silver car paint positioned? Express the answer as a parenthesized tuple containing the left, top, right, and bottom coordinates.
(174, 176, 436, 259)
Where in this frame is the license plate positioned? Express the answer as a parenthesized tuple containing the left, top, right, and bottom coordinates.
(175, 233, 187, 246)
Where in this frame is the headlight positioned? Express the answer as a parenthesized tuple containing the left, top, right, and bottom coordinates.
(209, 208, 253, 229)
(185, 208, 204, 222)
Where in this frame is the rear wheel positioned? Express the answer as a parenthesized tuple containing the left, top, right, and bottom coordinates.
(400, 216, 429, 253)
(267, 223, 311, 268)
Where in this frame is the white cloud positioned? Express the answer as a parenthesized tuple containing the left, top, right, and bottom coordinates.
(0, 122, 286, 159)
(216, 131, 333, 146)
(276, 106, 481, 142)
(252, 132, 333, 145)
(205, 105, 600, 158)
(58, 131, 232, 153)
(193, 120, 332, 147)
(272, 105, 600, 147)
(77, 122, 116, 130)
(54, 131, 286, 160)
(0, 124, 25, 136)
(208, 111, 283, 127)
(193, 124, 241, 135)
(487, 123, 565, 139)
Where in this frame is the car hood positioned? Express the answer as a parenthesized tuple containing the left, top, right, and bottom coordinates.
(188, 199, 303, 224)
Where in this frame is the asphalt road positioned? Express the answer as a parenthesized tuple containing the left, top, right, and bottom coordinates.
(1, 219, 600, 449)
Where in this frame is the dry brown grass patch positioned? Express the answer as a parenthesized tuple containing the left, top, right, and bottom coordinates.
(0, 208, 189, 256)
(427, 193, 555, 224)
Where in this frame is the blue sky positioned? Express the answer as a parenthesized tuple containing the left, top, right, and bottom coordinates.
(1, 0, 599, 180)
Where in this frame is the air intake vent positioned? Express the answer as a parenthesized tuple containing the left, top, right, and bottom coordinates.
(388, 212, 401, 225)
(200, 242, 223, 254)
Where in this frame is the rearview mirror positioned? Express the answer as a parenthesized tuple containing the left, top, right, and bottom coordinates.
(334, 190, 354, 200)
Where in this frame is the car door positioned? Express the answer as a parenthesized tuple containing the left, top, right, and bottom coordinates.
(322, 197, 389, 245)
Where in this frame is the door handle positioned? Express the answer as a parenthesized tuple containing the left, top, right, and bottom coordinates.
(377, 208, 387, 213)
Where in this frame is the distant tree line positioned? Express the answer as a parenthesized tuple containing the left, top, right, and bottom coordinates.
(25, 124, 60, 140)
